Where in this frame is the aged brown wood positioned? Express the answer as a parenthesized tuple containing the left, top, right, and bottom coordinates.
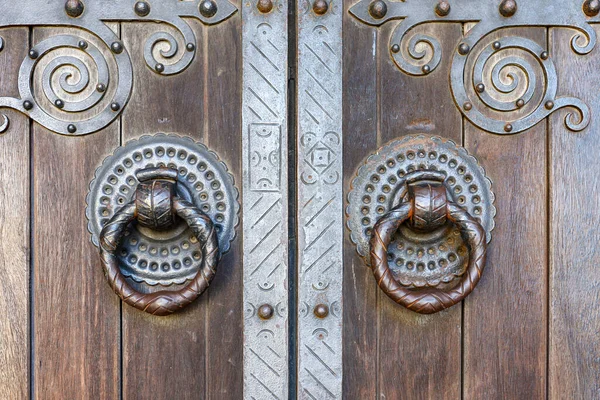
(0, 27, 29, 400)
(32, 26, 121, 400)
(549, 26, 600, 399)
(377, 22, 464, 400)
(463, 27, 548, 399)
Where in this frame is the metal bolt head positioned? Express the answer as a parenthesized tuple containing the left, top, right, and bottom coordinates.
(422, 65, 431, 74)
(199, 0, 218, 18)
(492, 41, 501, 50)
(155, 63, 165, 73)
(435, 1, 451, 17)
(314, 304, 329, 319)
(257, 304, 274, 320)
(458, 42, 470, 55)
(583, 0, 600, 16)
(186, 43, 196, 52)
(313, 0, 329, 15)
(67, 124, 77, 134)
(368, 0, 387, 19)
(55, 99, 65, 109)
(28, 49, 39, 59)
(545, 100, 555, 110)
(463, 102, 472, 111)
(111, 102, 121, 112)
(504, 123, 513, 132)
(111, 42, 124, 54)
(134, 1, 151, 16)
(23, 100, 33, 110)
(516, 98, 525, 108)
(257, 0, 273, 13)
(78, 40, 88, 50)
(475, 83, 485, 93)
(65, 0, 85, 18)
(391, 44, 400, 53)
(96, 83, 106, 93)
(540, 51, 549, 60)
(499, 0, 517, 17)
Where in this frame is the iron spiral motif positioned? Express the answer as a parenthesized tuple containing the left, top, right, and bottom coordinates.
(0, 0, 237, 135)
(349, 0, 599, 135)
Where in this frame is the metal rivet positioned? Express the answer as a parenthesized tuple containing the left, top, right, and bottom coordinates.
(493, 41, 501, 50)
(368, 0, 387, 19)
(111, 102, 121, 112)
(504, 123, 513, 132)
(540, 51, 549, 60)
(516, 98, 525, 108)
(96, 83, 106, 93)
(463, 102, 472, 111)
(28, 49, 38, 59)
(134, 1, 151, 16)
(155, 63, 165, 73)
(435, 1, 451, 17)
(458, 43, 470, 55)
(313, 0, 329, 15)
(199, 0, 218, 18)
(475, 83, 485, 93)
(583, 0, 600, 16)
(23, 100, 33, 110)
(78, 40, 88, 50)
(55, 99, 65, 109)
(391, 44, 400, 53)
(257, 304, 274, 320)
(545, 100, 555, 110)
(314, 304, 329, 319)
(186, 43, 196, 52)
(65, 0, 85, 18)
(67, 124, 77, 134)
(111, 42, 124, 54)
(257, 0, 274, 13)
(499, 0, 517, 17)
(422, 65, 431, 74)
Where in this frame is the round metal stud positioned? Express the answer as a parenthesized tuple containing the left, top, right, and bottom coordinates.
(313, 0, 329, 15)
(155, 63, 165, 73)
(516, 98, 525, 108)
(65, 0, 85, 18)
(28, 49, 38, 59)
(111, 42, 124, 54)
(475, 83, 485, 93)
(368, 0, 387, 19)
(347, 135, 495, 289)
(435, 1, 451, 17)
(186, 43, 196, 52)
(504, 123, 513, 132)
(257, 0, 274, 13)
(55, 99, 65, 109)
(422, 65, 431, 74)
(391, 44, 400, 53)
(540, 51, 549, 60)
(499, 0, 517, 17)
(583, 0, 600, 16)
(111, 102, 121, 112)
(86, 134, 240, 286)
(463, 102, 472, 111)
(23, 100, 33, 111)
(78, 40, 88, 50)
(134, 1, 151, 16)
(458, 43, 470, 55)
(96, 83, 106, 93)
(258, 304, 274, 320)
(492, 41, 501, 50)
(314, 304, 329, 319)
(199, 0, 218, 18)
(545, 100, 555, 110)
(67, 124, 77, 134)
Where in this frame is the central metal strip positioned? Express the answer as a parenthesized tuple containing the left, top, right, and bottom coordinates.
(242, 1, 289, 398)
(297, 2, 343, 398)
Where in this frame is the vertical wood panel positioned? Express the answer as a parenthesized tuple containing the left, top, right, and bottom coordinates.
(378, 23, 463, 400)
(0, 27, 29, 400)
(32, 27, 121, 399)
(549, 26, 600, 399)
(463, 27, 548, 400)
(120, 21, 210, 400)
(342, 11, 378, 399)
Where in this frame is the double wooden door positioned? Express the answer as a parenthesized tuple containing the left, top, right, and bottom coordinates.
(0, 0, 598, 399)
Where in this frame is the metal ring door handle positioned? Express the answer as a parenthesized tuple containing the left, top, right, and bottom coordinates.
(98, 167, 220, 316)
(369, 170, 487, 314)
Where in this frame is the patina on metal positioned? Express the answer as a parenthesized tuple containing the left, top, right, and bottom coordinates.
(349, 0, 599, 135)
(86, 134, 239, 287)
(347, 135, 495, 290)
(0, 0, 237, 136)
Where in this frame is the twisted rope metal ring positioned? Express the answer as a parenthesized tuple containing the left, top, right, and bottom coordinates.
(99, 197, 220, 316)
(369, 200, 487, 314)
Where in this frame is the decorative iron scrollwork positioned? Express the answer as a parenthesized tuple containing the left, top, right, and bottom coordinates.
(349, 0, 599, 135)
(0, 0, 237, 135)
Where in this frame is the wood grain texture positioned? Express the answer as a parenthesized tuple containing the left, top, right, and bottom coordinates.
(120, 21, 210, 400)
(205, 5, 243, 398)
(377, 22, 463, 400)
(548, 26, 600, 399)
(463, 27, 548, 400)
(342, 11, 378, 399)
(32, 27, 121, 400)
(0, 27, 29, 400)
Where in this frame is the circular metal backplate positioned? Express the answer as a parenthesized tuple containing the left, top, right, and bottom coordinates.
(347, 135, 495, 288)
(86, 134, 239, 286)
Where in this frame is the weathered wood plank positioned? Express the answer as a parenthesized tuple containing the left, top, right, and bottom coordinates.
(0, 27, 30, 400)
(548, 26, 600, 399)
